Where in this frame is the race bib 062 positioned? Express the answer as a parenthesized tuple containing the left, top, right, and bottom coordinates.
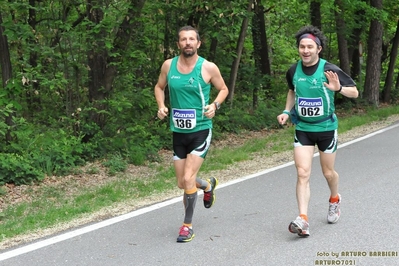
(297, 97, 324, 117)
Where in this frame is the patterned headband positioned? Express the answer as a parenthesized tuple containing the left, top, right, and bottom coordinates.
(298, 33, 321, 47)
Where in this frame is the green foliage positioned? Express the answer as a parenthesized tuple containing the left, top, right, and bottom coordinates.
(29, 131, 86, 176)
(102, 153, 128, 176)
(214, 100, 282, 134)
(0, 0, 397, 186)
(0, 153, 44, 185)
(5, 124, 86, 178)
(0, 104, 13, 138)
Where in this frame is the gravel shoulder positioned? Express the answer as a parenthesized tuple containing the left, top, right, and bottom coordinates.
(1, 114, 399, 249)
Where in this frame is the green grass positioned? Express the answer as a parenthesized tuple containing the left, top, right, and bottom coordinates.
(0, 105, 398, 243)
(338, 105, 399, 133)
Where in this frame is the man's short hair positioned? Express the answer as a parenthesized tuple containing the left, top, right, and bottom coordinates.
(177, 26, 201, 42)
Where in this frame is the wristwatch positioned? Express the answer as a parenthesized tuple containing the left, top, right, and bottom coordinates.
(213, 101, 221, 110)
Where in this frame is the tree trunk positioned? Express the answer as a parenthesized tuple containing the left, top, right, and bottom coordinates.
(251, 2, 272, 109)
(310, 1, 322, 30)
(86, 0, 107, 103)
(310, 1, 322, 57)
(334, 0, 351, 75)
(349, 7, 366, 82)
(163, 8, 173, 60)
(227, 0, 253, 108)
(0, 12, 14, 143)
(363, 0, 383, 106)
(27, 0, 41, 112)
(208, 38, 218, 62)
(0, 14, 12, 88)
(381, 20, 399, 103)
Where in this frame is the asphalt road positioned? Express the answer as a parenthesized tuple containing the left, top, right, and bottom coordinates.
(1, 123, 399, 266)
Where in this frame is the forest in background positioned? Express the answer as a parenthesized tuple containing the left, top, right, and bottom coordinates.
(0, 0, 398, 185)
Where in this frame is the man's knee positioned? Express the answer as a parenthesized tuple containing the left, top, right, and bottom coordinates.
(296, 167, 311, 180)
(323, 169, 337, 180)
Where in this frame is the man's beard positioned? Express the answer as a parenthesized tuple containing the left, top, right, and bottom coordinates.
(182, 48, 195, 58)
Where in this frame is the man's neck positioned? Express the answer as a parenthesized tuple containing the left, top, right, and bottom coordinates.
(179, 54, 198, 64)
(178, 54, 199, 72)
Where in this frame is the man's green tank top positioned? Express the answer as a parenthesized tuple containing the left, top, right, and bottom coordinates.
(293, 59, 338, 132)
(167, 56, 212, 133)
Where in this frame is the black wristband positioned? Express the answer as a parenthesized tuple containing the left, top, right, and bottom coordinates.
(337, 85, 342, 93)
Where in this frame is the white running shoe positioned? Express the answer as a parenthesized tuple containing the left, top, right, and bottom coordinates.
(289, 216, 310, 236)
(327, 194, 341, 224)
